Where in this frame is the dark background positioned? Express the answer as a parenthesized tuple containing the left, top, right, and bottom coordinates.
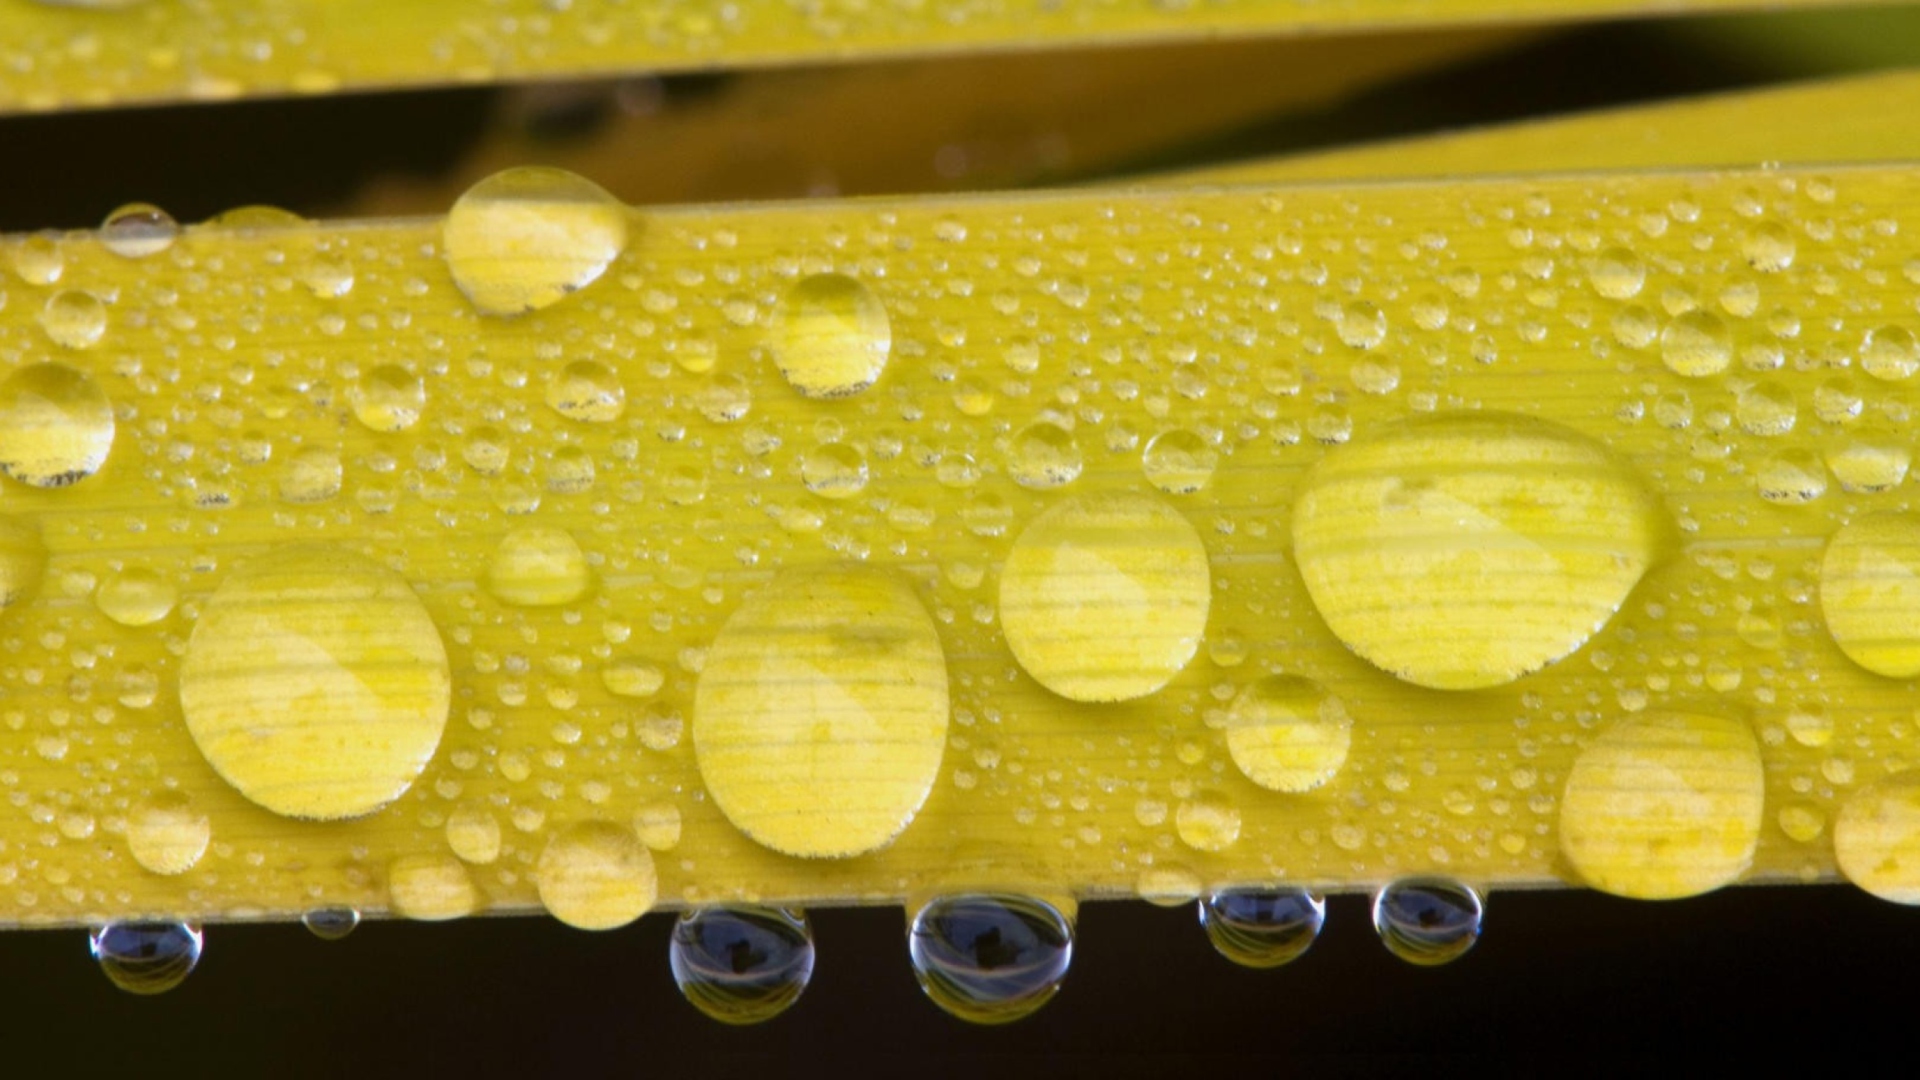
(5, 12, 1918, 1075)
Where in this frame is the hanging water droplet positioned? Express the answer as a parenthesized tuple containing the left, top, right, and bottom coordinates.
(487, 526, 592, 606)
(545, 360, 625, 423)
(1141, 429, 1218, 494)
(1371, 878, 1482, 966)
(1199, 887, 1325, 969)
(96, 567, 177, 626)
(90, 921, 202, 995)
(302, 907, 362, 941)
(349, 365, 425, 432)
(39, 289, 107, 349)
(443, 167, 628, 317)
(1221, 675, 1351, 793)
(179, 547, 451, 819)
(101, 202, 179, 258)
(1007, 421, 1081, 489)
(909, 894, 1073, 1025)
(0, 362, 116, 487)
(126, 792, 209, 876)
(769, 273, 890, 399)
(670, 907, 816, 1025)
(799, 441, 868, 499)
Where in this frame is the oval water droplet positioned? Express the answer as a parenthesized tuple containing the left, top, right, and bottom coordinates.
(1222, 675, 1351, 793)
(487, 526, 591, 607)
(388, 853, 478, 921)
(1371, 878, 1482, 966)
(695, 569, 948, 858)
(1586, 247, 1646, 300)
(179, 547, 451, 819)
(302, 906, 361, 941)
(0, 362, 116, 487)
(126, 792, 209, 876)
(1741, 222, 1796, 273)
(0, 515, 48, 612)
(348, 364, 425, 432)
(39, 289, 107, 349)
(1141, 429, 1218, 494)
(101, 202, 179, 258)
(1835, 770, 1920, 904)
(443, 167, 628, 317)
(1558, 711, 1763, 899)
(1292, 413, 1663, 690)
(1862, 325, 1919, 381)
(998, 492, 1210, 702)
(769, 273, 890, 399)
(1336, 300, 1387, 350)
(909, 894, 1073, 1025)
(1820, 513, 1920, 678)
(1007, 421, 1081, 489)
(546, 359, 625, 423)
(279, 447, 343, 504)
(1199, 887, 1325, 969)
(800, 441, 867, 499)
(446, 800, 502, 864)
(670, 907, 816, 1025)
(90, 921, 202, 995)
(96, 567, 177, 626)
(1660, 311, 1733, 377)
(537, 821, 658, 930)
(1175, 792, 1241, 852)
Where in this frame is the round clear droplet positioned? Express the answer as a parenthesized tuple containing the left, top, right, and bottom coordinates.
(1199, 886, 1326, 969)
(908, 893, 1073, 1025)
(1371, 877, 1483, 967)
(101, 202, 179, 259)
(670, 907, 816, 1025)
(302, 906, 362, 941)
(90, 921, 203, 995)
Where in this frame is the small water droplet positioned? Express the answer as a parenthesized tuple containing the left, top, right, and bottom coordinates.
(1199, 887, 1325, 969)
(487, 526, 591, 606)
(1741, 222, 1796, 272)
(670, 907, 815, 1025)
(90, 921, 202, 995)
(1222, 675, 1351, 792)
(444, 167, 628, 316)
(634, 802, 682, 851)
(96, 567, 177, 626)
(0, 362, 116, 487)
(1007, 421, 1081, 489)
(1587, 247, 1646, 300)
(39, 289, 107, 349)
(101, 202, 179, 258)
(126, 792, 209, 876)
(1660, 311, 1733, 377)
(546, 360, 625, 423)
(800, 441, 868, 499)
(388, 853, 479, 921)
(537, 821, 658, 930)
(1335, 300, 1387, 350)
(349, 365, 425, 432)
(909, 894, 1073, 1025)
(769, 273, 890, 399)
(1141, 429, 1218, 494)
(1755, 449, 1826, 504)
(1862, 325, 1919, 381)
(302, 906, 361, 941)
(1175, 792, 1241, 851)
(602, 657, 665, 698)
(1371, 878, 1482, 966)
(446, 800, 502, 864)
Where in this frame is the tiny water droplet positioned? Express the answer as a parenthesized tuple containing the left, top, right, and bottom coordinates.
(909, 894, 1073, 1025)
(302, 907, 361, 941)
(90, 921, 202, 995)
(670, 907, 815, 1025)
(1371, 878, 1482, 966)
(1199, 887, 1325, 969)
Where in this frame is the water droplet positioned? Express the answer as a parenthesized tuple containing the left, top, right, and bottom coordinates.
(210, 205, 306, 229)
(39, 289, 106, 349)
(1820, 513, 1920, 678)
(446, 800, 502, 864)
(180, 547, 451, 819)
(349, 364, 425, 432)
(1222, 675, 1351, 792)
(800, 441, 868, 499)
(1734, 381, 1795, 436)
(1141, 429, 1218, 494)
(1175, 792, 1242, 852)
(462, 427, 510, 475)
(769, 273, 890, 399)
(670, 907, 815, 1024)
(90, 921, 202, 995)
(1335, 300, 1387, 350)
(444, 167, 628, 316)
(1008, 421, 1082, 489)
(546, 360, 625, 423)
(487, 526, 591, 606)
(1862, 325, 1919, 381)
(1660, 311, 1733, 377)
(695, 569, 947, 857)
(998, 493, 1209, 702)
(1755, 449, 1826, 504)
(126, 792, 209, 876)
(909, 894, 1073, 1025)
(603, 657, 665, 698)
(537, 821, 658, 930)
(1835, 771, 1920, 904)
(302, 907, 361, 941)
(101, 202, 179, 258)
(388, 853, 478, 921)
(1827, 440, 1910, 493)
(0, 515, 48, 611)
(11, 235, 63, 286)
(1371, 878, 1482, 966)
(0, 362, 116, 487)
(1741, 222, 1796, 272)
(634, 802, 682, 851)
(1785, 705, 1833, 748)
(96, 567, 177, 626)
(1587, 247, 1646, 300)
(1199, 887, 1325, 969)
(1558, 711, 1763, 899)
(1292, 413, 1663, 690)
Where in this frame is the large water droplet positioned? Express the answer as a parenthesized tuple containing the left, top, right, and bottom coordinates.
(537, 821, 657, 930)
(126, 792, 209, 876)
(487, 526, 591, 607)
(443, 167, 628, 317)
(1558, 711, 1763, 899)
(179, 547, 451, 819)
(1820, 513, 1920, 678)
(302, 907, 362, 941)
(1199, 887, 1325, 969)
(0, 362, 116, 488)
(1835, 771, 1920, 904)
(96, 567, 177, 626)
(101, 202, 179, 259)
(90, 921, 202, 995)
(695, 569, 947, 858)
(1291, 413, 1663, 690)
(909, 894, 1073, 1025)
(1221, 676, 1351, 792)
(1371, 878, 1482, 966)
(998, 492, 1210, 702)
(670, 907, 815, 1024)
(769, 273, 890, 399)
